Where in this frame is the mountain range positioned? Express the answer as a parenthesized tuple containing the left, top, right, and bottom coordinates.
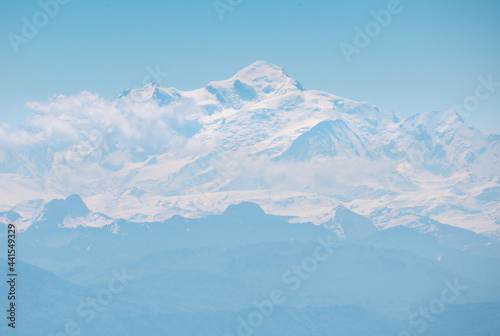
(0, 61, 499, 238)
(2, 196, 500, 335)
(1, 62, 500, 334)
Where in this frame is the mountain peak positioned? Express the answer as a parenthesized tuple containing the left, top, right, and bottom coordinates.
(32, 194, 90, 229)
(46, 194, 89, 215)
(235, 61, 287, 78)
(205, 61, 304, 103)
(276, 119, 373, 161)
(406, 108, 466, 129)
(222, 202, 266, 220)
(235, 61, 304, 91)
(329, 205, 378, 240)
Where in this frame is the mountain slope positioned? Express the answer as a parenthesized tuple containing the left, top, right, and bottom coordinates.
(0, 61, 498, 236)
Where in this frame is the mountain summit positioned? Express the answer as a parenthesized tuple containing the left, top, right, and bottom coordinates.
(229, 61, 305, 92)
(199, 61, 305, 108)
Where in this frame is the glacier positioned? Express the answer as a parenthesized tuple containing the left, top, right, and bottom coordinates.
(0, 61, 498, 238)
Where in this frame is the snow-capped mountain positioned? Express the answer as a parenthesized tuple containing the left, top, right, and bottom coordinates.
(0, 61, 499, 236)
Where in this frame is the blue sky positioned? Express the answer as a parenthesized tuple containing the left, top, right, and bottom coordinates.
(1, 0, 499, 132)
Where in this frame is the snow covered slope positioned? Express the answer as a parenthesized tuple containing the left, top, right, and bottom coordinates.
(0, 61, 499, 236)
